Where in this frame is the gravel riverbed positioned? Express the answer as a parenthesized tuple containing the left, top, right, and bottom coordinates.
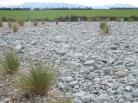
(0, 22, 138, 103)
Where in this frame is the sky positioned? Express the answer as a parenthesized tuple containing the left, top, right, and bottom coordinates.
(0, 0, 138, 7)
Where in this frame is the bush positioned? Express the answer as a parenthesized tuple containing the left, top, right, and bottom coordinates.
(33, 21, 38, 26)
(1, 17, 7, 22)
(1, 49, 20, 74)
(100, 21, 107, 29)
(12, 24, 19, 32)
(17, 20, 24, 26)
(0, 22, 2, 27)
(15, 63, 55, 96)
(8, 22, 13, 28)
(100, 21, 109, 34)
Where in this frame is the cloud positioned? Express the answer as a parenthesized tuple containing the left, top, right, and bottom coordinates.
(0, 0, 138, 6)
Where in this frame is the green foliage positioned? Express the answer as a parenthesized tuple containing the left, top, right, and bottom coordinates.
(15, 63, 55, 96)
(1, 49, 20, 74)
(100, 21, 107, 29)
(8, 22, 12, 28)
(0, 10, 138, 21)
(100, 21, 109, 34)
(12, 24, 19, 32)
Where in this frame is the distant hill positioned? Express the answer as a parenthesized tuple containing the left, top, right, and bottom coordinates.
(6, 2, 137, 9)
(8, 2, 87, 8)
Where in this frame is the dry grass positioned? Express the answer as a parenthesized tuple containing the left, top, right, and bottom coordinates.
(12, 23, 19, 32)
(100, 21, 109, 34)
(1, 49, 20, 74)
(17, 20, 24, 27)
(15, 63, 55, 96)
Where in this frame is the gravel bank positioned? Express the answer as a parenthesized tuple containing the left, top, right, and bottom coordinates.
(0, 22, 138, 103)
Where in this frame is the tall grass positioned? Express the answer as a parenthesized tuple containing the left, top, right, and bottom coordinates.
(12, 24, 19, 32)
(1, 49, 20, 74)
(15, 63, 55, 96)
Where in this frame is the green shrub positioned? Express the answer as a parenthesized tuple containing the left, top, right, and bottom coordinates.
(33, 21, 38, 26)
(8, 22, 12, 28)
(15, 63, 55, 96)
(1, 49, 20, 74)
(100, 21, 107, 29)
(12, 24, 19, 32)
(17, 20, 24, 26)
(100, 21, 109, 34)
(0, 22, 2, 27)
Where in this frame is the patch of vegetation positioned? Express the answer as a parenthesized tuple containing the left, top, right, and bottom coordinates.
(100, 21, 109, 34)
(17, 20, 24, 26)
(8, 22, 13, 28)
(12, 23, 19, 32)
(15, 63, 55, 96)
(1, 49, 20, 74)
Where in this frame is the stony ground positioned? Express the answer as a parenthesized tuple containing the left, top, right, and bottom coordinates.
(0, 22, 138, 103)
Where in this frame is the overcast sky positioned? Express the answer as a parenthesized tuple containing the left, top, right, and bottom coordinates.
(0, 0, 138, 6)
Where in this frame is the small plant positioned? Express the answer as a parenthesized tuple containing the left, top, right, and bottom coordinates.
(17, 20, 24, 27)
(33, 21, 38, 26)
(100, 21, 107, 29)
(104, 26, 109, 33)
(15, 63, 55, 96)
(1, 49, 20, 74)
(8, 22, 12, 28)
(100, 21, 109, 34)
(12, 24, 19, 32)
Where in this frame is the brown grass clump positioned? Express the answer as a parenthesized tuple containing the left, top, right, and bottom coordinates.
(15, 63, 55, 96)
(12, 24, 19, 32)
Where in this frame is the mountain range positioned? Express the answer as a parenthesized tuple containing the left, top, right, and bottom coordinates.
(5, 2, 137, 9)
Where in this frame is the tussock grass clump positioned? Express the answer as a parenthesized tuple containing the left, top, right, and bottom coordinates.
(0, 22, 3, 27)
(16, 63, 55, 96)
(8, 22, 13, 28)
(100, 21, 109, 34)
(12, 24, 19, 32)
(100, 21, 107, 29)
(17, 20, 24, 27)
(1, 49, 20, 74)
(33, 21, 38, 26)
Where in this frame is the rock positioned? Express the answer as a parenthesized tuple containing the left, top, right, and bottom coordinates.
(82, 94, 94, 103)
(124, 86, 131, 91)
(118, 98, 125, 103)
(115, 70, 127, 78)
(132, 89, 138, 97)
(73, 98, 83, 103)
(95, 94, 111, 103)
(83, 60, 95, 66)
(61, 76, 73, 82)
(87, 72, 99, 80)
